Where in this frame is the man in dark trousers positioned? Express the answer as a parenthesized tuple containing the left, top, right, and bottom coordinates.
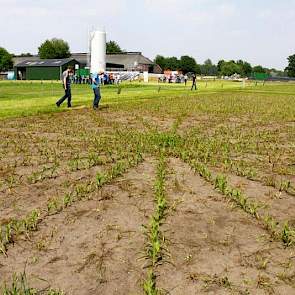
(191, 74, 197, 91)
(56, 67, 74, 107)
(91, 72, 102, 110)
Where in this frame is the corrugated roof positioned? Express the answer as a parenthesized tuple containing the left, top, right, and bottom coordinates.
(107, 53, 153, 67)
(15, 58, 78, 67)
(70, 52, 153, 67)
(13, 53, 154, 69)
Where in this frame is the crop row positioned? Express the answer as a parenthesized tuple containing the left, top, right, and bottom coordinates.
(0, 152, 144, 256)
(143, 153, 168, 295)
(179, 152, 295, 246)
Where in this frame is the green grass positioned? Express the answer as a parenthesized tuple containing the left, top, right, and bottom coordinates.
(1, 80, 292, 119)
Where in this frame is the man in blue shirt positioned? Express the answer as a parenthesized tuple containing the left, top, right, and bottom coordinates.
(91, 72, 102, 110)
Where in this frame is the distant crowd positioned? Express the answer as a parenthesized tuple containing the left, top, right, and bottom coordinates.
(72, 72, 121, 85)
(158, 73, 197, 90)
(158, 74, 189, 84)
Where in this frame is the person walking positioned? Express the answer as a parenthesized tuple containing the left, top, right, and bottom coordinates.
(191, 74, 197, 91)
(56, 67, 74, 107)
(91, 72, 102, 110)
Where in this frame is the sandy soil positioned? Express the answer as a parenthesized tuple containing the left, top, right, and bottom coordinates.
(1, 103, 295, 294)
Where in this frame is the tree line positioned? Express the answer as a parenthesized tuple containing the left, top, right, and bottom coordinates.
(0, 38, 294, 78)
(154, 55, 287, 77)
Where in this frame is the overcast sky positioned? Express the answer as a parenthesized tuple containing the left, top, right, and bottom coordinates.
(1, 0, 295, 69)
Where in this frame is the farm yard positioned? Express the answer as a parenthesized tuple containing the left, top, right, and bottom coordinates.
(0, 81, 295, 294)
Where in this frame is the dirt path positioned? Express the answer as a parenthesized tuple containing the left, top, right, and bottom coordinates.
(0, 160, 156, 294)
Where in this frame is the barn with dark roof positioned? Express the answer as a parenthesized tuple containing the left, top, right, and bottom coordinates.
(13, 52, 162, 79)
(14, 58, 79, 80)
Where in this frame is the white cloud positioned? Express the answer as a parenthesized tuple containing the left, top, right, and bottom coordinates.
(0, 0, 294, 69)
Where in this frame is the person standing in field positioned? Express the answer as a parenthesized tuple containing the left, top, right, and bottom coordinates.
(184, 74, 188, 86)
(91, 72, 102, 110)
(56, 66, 74, 107)
(191, 74, 197, 91)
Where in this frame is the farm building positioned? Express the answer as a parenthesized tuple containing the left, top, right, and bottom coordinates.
(14, 58, 80, 80)
(13, 52, 162, 76)
(70, 52, 157, 72)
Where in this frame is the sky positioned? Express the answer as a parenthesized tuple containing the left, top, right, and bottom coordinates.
(1, 0, 295, 70)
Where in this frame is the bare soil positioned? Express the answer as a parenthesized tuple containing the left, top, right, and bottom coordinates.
(157, 158, 295, 294)
(1, 101, 295, 294)
(0, 160, 155, 294)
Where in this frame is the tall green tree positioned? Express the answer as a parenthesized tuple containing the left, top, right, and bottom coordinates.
(179, 55, 198, 74)
(285, 54, 295, 77)
(106, 41, 123, 53)
(220, 61, 241, 76)
(252, 65, 267, 73)
(154, 55, 179, 71)
(38, 38, 71, 59)
(0, 47, 13, 71)
(236, 60, 252, 77)
(217, 60, 225, 73)
(154, 55, 167, 70)
(165, 57, 179, 70)
(200, 59, 218, 75)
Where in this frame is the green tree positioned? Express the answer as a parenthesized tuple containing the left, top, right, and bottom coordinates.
(217, 60, 225, 73)
(154, 55, 167, 70)
(38, 38, 71, 59)
(252, 65, 266, 73)
(0, 47, 13, 71)
(200, 59, 218, 75)
(285, 54, 295, 77)
(195, 63, 202, 75)
(220, 61, 241, 76)
(236, 60, 252, 77)
(242, 61, 252, 77)
(19, 53, 33, 57)
(106, 41, 123, 54)
(154, 54, 201, 73)
(165, 57, 179, 70)
(179, 55, 197, 74)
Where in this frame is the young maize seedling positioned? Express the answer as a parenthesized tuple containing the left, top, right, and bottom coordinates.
(281, 222, 295, 247)
(215, 175, 228, 194)
(23, 209, 40, 232)
(1, 272, 64, 295)
(47, 198, 62, 215)
(63, 193, 74, 208)
(143, 271, 159, 295)
(96, 173, 107, 188)
(263, 215, 279, 238)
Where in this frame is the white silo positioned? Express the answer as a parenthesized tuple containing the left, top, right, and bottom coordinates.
(90, 30, 106, 74)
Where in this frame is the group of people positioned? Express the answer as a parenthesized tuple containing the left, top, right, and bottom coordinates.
(56, 67, 198, 110)
(158, 73, 197, 90)
(56, 67, 103, 110)
(72, 72, 120, 85)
